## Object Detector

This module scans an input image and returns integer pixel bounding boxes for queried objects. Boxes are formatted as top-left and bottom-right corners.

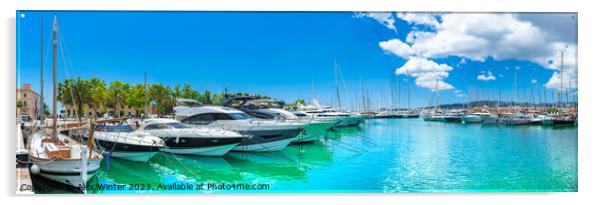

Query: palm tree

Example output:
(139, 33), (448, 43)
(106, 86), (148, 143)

(181, 83), (200, 99)
(127, 84), (146, 116)
(58, 77), (92, 120)
(57, 78), (75, 116)
(107, 81), (130, 117)
(89, 77), (108, 118)
(172, 84), (182, 108)
(16, 100), (24, 117)
(149, 83), (173, 115)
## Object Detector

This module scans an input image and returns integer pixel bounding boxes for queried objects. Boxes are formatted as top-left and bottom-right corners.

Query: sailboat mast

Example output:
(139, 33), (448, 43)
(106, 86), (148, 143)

(40, 16), (45, 124)
(334, 59), (341, 109)
(407, 77), (411, 110)
(144, 72), (148, 119)
(558, 50), (564, 108)
(52, 15), (58, 139)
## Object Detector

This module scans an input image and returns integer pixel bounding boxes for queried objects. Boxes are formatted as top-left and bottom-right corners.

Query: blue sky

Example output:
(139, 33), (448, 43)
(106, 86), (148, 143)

(16, 11), (577, 111)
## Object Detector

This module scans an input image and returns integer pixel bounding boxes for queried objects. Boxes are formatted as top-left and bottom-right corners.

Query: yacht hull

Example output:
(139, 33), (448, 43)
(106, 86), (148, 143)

(87, 137), (162, 162)
(232, 128), (302, 152)
(30, 157), (102, 188)
(461, 116), (483, 123)
(335, 116), (362, 127)
(160, 136), (244, 156)
(232, 137), (296, 152)
(109, 151), (160, 162)
(292, 120), (336, 143)
(162, 143), (239, 156)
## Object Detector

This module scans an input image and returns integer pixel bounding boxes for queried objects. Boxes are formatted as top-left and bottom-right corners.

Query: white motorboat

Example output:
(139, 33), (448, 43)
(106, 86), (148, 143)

(222, 96), (336, 143)
(87, 119), (165, 162)
(138, 118), (246, 156)
(175, 103), (303, 152)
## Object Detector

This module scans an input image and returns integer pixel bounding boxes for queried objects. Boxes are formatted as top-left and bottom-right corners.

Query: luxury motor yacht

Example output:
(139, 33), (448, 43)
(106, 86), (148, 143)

(222, 96), (337, 143)
(296, 100), (363, 127)
(498, 113), (531, 126)
(138, 118), (247, 156)
(175, 101), (304, 152)
(86, 118), (165, 162)
(461, 112), (499, 124)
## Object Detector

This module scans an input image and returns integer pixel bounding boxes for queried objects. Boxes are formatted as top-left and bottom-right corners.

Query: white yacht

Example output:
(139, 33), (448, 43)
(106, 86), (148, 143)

(461, 111), (499, 124)
(222, 96), (337, 143)
(297, 100), (362, 127)
(88, 119), (165, 162)
(175, 103), (304, 152)
(138, 118), (247, 156)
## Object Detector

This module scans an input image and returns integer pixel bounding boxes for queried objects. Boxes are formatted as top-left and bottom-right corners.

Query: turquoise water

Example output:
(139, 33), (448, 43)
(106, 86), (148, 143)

(36, 118), (578, 193)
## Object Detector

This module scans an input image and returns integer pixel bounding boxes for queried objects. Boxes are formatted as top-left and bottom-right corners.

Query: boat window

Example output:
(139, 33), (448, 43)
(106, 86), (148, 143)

(250, 112), (274, 119)
(182, 114), (214, 125)
(95, 124), (134, 132)
(144, 123), (168, 130)
(229, 113), (251, 120)
(214, 113), (235, 120)
(294, 113), (307, 117)
(165, 122), (188, 129)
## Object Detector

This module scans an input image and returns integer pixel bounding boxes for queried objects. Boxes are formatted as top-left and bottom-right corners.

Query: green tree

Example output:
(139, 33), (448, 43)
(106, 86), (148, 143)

(210, 92), (225, 105)
(127, 84), (146, 116)
(58, 77), (92, 120)
(201, 90), (212, 104)
(285, 99), (306, 110)
(149, 83), (173, 115)
(89, 77), (108, 117)
(181, 83), (200, 99)
(43, 102), (50, 116)
(107, 81), (130, 117)
(16, 100), (24, 117)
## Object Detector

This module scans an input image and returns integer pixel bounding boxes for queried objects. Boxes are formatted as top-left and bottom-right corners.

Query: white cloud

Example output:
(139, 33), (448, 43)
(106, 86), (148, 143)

(454, 89), (466, 97)
(531, 79), (538, 84)
(388, 13), (577, 91)
(395, 57), (454, 91)
(477, 71), (497, 81)
(379, 39), (413, 58)
(396, 13), (440, 28)
(354, 12), (397, 33)
(544, 71), (577, 90)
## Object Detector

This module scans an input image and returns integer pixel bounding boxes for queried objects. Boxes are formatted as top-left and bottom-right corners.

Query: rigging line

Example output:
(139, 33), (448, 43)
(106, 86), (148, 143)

(336, 62), (352, 110)
(57, 34), (78, 118)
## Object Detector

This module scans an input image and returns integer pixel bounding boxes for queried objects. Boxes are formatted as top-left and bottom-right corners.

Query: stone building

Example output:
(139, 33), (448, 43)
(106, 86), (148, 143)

(16, 84), (41, 120)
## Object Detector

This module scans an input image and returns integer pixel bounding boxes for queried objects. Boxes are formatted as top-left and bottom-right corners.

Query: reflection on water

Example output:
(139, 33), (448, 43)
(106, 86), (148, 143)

(76, 118), (576, 193)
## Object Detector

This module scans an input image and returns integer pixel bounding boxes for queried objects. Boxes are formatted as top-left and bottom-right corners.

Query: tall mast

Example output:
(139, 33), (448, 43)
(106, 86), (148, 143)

(334, 59), (341, 109)
(407, 77), (411, 110)
(434, 80), (440, 114)
(40, 16), (45, 124)
(144, 72), (148, 119)
(558, 50), (564, 108)
(52, 15), (58, 140)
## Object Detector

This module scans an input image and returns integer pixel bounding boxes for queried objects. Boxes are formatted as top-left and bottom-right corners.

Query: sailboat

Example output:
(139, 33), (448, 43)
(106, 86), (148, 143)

(28, 16), (103, 189)
(423, 80), (445, 122)
(541, 50), (577, 126)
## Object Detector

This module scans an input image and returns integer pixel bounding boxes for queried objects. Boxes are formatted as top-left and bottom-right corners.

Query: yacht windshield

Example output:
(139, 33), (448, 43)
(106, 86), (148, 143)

(95, 124), (134, 132)
(230, 113), (251, 120)
(165, 122), (188, 129)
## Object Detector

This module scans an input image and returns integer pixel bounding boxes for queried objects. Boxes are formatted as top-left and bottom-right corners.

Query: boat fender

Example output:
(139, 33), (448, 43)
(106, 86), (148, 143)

(30, 164), (40, 174)
(176, 137), (179, 144)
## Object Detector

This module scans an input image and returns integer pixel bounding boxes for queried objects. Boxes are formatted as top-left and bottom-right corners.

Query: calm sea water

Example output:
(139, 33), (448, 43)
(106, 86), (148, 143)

(34, 118), (578, 193)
